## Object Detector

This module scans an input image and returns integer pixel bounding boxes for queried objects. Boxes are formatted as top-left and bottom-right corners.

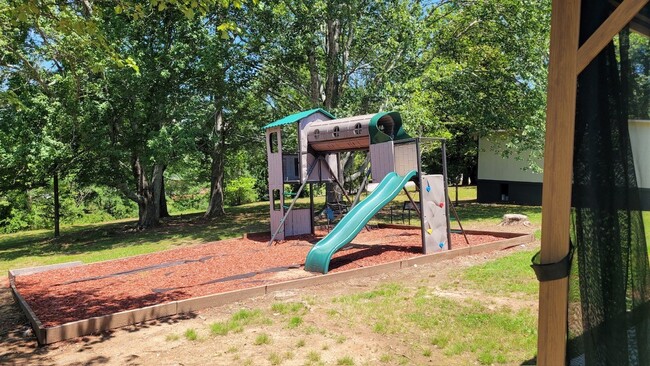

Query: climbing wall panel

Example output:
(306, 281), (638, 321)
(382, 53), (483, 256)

(420, 174), (448, 253)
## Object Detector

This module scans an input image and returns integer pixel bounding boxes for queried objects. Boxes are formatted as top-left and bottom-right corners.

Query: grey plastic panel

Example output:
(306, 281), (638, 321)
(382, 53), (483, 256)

(420, 174), (448, 253)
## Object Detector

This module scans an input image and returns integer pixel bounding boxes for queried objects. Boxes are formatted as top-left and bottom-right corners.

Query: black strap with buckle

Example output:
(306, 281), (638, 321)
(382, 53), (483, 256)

(530, 244), (574, 282)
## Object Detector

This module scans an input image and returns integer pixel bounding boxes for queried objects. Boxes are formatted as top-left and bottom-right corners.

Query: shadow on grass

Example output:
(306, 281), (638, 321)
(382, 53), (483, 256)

(368, 201), (542, 227)
(0, 201), (543, 269)
(0, 203), (270, 265)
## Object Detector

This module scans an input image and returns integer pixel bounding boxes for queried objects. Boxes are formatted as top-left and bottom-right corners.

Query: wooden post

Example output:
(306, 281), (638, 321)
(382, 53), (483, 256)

(537, 0), (581, 365)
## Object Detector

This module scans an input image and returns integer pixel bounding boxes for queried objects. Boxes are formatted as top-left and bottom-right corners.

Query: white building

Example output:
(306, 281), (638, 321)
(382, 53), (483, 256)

(477, 119), (650, 208)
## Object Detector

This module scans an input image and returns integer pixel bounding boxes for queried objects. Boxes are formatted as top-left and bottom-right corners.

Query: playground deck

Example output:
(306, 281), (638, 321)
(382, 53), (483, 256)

(9, 225), (533, 344)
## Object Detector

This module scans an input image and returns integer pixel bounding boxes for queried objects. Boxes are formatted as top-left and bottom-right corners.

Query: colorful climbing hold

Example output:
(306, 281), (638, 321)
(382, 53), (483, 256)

(439, 242), (444, 248)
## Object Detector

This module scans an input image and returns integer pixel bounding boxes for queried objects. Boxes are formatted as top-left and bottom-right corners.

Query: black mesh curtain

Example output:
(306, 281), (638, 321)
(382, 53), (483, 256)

(567, 1), (650, 365)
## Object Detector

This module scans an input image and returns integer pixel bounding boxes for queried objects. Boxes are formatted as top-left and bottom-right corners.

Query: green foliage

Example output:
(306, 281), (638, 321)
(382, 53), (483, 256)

(1, 0), (556, 232)
(288, 316), (303, 328)
(296, 339), (306, 348)
(210, 309), (265, 336)
(0, 182), (138, 234)
(395, 0), (551, 174)
(645, 212), (650, 244)
(165, 333), (180, 341)
(271, 302), (306, 314)
(268, 352), (282, 365)
(166, 179), (209, 213)
(336, 356), (355, 366)
(254, 333), (271, 345)
(625, 32), (650, 119)
(225, 176), (258, 206)
(306, 351), (321, 363)
(184, 328), (198, 340)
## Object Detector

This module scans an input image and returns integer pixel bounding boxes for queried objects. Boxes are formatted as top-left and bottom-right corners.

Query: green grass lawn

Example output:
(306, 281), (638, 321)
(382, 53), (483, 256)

(459, 250), (539, 296)
(2, 192), (646, 274)
(643, 211), (650, 244)
(0, 203), (270, 273)
(448, 184), (477, 202)
(327, 281), (537, 364)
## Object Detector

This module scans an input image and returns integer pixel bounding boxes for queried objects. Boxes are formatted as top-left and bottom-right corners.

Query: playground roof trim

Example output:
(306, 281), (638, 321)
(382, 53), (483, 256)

(263, 108), (335, 129)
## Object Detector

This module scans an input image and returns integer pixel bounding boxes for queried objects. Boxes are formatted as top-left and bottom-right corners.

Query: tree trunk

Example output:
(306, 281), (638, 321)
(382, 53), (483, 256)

(131, 154), (163, 229)
(138, 193), (158, 228)
(205, 108), (226, 218)
(151, 164), (165, 220)
(53, 169), (60, 238)
(324, 18), (341, 110)
(159, 167), (170, 218)
(467, 164), (478, 186)
(461, 173), (470, 186)
(307, 44), (321, 106)
(206, 152), (226, 217)
(340, 151), (355, 191)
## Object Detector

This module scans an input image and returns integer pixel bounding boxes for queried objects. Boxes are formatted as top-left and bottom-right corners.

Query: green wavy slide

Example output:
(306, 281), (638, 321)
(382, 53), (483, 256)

(304, 170), (417, 274)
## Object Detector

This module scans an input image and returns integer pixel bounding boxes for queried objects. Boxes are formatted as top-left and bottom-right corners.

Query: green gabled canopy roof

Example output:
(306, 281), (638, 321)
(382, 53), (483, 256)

(263, 108), (335, 129)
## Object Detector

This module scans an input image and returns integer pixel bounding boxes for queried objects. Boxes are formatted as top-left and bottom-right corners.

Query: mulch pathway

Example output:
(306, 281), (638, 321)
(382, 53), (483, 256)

(13, 227), (504, 327)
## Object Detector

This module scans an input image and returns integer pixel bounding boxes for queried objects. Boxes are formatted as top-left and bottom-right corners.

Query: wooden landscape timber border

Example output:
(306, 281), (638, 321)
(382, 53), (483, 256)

(9, 229), (533, 345)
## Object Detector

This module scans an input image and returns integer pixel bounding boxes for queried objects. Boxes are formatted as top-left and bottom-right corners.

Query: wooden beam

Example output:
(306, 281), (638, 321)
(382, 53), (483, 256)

(577, 0), (649, 73)
(538, 0), (581, 365)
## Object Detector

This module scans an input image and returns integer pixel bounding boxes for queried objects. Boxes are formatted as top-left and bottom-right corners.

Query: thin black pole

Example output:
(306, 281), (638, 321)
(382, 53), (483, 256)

(441, 141), (452, 249)
(323, 158), (352, 204)
(416, 138), (426, 253)
(403, 187), (420, 217)
(351, 160), (371, 208)
(309, 183), (314, 234)
(448, 198), (469, 245)
(53, 169), (60, 238)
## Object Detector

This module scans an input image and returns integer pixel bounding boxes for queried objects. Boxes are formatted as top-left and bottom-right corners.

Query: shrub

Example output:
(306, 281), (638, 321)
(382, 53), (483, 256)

(225, 176), (258, 206)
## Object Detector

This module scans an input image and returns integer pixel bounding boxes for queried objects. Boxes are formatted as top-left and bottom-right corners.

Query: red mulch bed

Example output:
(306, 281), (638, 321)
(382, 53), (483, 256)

(13, 227), (504, 327)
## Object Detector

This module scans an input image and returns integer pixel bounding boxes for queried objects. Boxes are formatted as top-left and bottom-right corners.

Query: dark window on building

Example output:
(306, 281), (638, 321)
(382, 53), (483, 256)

(333, 126), (340, 137)
(500, 183), (509, 202)
(272, 189), (281, 211)
(269, 132), (279, 153)
(314, 129), (320, 139)
(354, 123), (362, 135)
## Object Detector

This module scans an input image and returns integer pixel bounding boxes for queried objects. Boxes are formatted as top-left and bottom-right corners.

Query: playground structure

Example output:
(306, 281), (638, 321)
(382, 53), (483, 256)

(264, 109), (460, 273)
